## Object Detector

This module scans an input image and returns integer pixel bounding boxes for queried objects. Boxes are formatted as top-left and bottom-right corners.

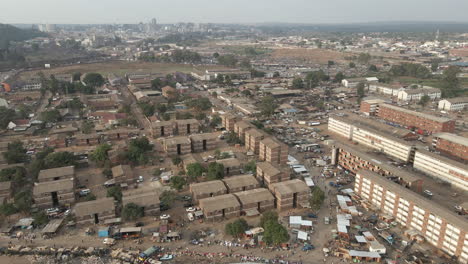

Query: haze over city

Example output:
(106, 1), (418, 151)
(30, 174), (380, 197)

(1, 1), (468, 264)
(2, 0), (468, 24)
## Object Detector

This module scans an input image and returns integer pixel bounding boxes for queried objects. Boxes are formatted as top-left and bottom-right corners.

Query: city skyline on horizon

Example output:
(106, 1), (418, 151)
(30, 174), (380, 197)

(2, 0), (468, 25)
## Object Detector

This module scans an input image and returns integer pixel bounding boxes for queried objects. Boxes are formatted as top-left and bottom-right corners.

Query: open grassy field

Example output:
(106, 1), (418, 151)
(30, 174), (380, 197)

(18, 61), (224, 79)
(270, 48), (348, 64)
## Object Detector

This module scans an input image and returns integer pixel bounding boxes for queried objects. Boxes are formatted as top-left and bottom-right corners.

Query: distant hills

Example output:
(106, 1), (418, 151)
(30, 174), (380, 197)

(0, 23), (45, 49)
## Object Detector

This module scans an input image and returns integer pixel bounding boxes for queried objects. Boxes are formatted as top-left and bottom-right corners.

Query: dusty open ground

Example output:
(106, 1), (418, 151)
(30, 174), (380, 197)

(270, 48), (348, 64)
(17, 61), (224, 79)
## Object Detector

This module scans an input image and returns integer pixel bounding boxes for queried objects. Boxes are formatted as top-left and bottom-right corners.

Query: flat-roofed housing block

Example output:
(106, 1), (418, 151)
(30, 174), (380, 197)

(199, 194), (241, 220)
(122, 191), (160, 216)
(33, 178), (75, 209)
(74, 197), (116, 225)
(190, 180), (227, 201)
(270, 179), (310, 211)
(259, 137), (288, 165)
(234, 188), (275, 214)
(190, 133), (218, 152)
(413, 149), (468, 191)
(256, 162), (290, 186)
(222, 174), (259, 193)
(354, 170), (468, 264)
(163, 136), (191, 156)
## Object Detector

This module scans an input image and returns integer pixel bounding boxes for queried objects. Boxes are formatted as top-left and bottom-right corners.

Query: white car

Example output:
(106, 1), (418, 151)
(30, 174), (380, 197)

(137, 176), (144, 183)
(187, 213), (194, 221)
(186, 207), (197, 212)
(160, 214), (171, 220)
(423, 190), (433, 197)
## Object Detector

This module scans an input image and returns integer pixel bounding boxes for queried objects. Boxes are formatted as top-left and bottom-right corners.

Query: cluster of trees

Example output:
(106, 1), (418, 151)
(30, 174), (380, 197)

(217, 54), (238, 67)
(151, 76), (177, 90)
(39, 109), (61, 123)
(225, 218), (249, 237)
(56, 97), (84, 110)
(139, 50), (202, 64)
(389, 63), (431, 79)
(82, 73), (105, 87)
(226, 131), (242, 145)
(170, 175), (187, 191)
(90, 143), (112, 167)
(3, 141), (28, 164)
(441, 66), (462, 97)
(259, 96), (278, 117)
(186, 98), (212, 111)
(124, 137), (153, 165)
(206, 162), (225, 180)
(38, 72), (96, 95)
(259, 211), (289, 245)
(186, 162), (205, 182)
(356, 82), (366, 104)
(309, 186), (325, 211)
(122, 203), (144, 221)
(0, 105), (33, 129)
(292, 70), (329, 89)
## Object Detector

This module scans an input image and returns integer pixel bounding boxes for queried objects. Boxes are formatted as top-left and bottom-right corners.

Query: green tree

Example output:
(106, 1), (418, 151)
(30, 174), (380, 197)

(259, 211), (278, 228)
(357, 82), (366, 104)
(107, 186), (122, 202)
(218, 54), (238, 67)
(210, 114), (222, 128)
(368, 64), (379, 72)
(441, 66), (461, 97)
(292, 77), (304, 89)
(349, 62), (356, 68)
(357, 53), (371, 64)
(172, 156), (182, 166)
(240, 58), (251, 69)
(90, 144), (111, 166)
(186, 98), (212, 111)
(138, 102), (155, 117)
(72, 72), (82, 82)
(259, 96), (278, 117)
(273, 72), (280, 78)
(170, 175), (187, 191)
(83, 73), (105, 87)
(309, 186), (325, 211)
(125, 137), (153, 165)
(14, 191), (32, 213)
(33, 211), (49, 226)
(243, 160), (256, 174)
(85, 193), (97, 201)
(3, 140), (27, 164)
(334, 72), (345, 83)
(160, 190), (176, 206)
(207, 162), (224, 180)
(263, 220), (289, 245)
(39, 109), (61, 123)
(0, 107), (17, 129)
(226, 131), (242, 145)
(225, 218), (249, 237)
(186, 163), (205, 182)
(431, 61), (439, 72)
(122, 203), (144, 221)
(0, 203), (18, 216)
(418, 95), (430, 107)
(43, 151), (76, 169)
(81, 120), (94, 134)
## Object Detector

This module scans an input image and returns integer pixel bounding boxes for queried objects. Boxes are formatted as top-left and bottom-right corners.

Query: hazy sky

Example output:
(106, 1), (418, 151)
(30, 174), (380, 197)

(2, 0), (468, 24)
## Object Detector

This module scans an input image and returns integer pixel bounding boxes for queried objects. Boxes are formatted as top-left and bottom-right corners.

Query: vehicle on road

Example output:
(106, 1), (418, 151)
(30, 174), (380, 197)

(79, 189), (91, 196)
(103, 238), (115, 245)
(137, 176), (144, 183)
(186, 207), (197, 212)
(138, 246), (161, 261)
(423, 190), (433, 198)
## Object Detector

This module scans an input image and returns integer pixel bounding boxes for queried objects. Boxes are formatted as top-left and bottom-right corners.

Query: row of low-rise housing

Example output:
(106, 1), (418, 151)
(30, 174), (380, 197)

(355, 170), (468, 264)
(360, 100), (455, 133)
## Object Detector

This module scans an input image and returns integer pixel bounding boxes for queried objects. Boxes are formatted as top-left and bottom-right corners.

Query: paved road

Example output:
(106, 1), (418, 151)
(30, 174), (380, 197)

(117, 85), (152, 135)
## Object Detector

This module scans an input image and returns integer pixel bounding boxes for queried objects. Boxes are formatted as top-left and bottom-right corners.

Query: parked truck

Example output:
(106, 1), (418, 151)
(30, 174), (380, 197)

(138, 246), (161, 261)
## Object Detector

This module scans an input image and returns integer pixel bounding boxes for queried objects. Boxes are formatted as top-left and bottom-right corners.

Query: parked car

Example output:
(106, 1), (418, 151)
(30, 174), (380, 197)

(160, 203), (170, 211)
(307, 213), (318, 218)
(302, 243), (315, 251)
(187, 213), (194, 221)
(160, 214), (170, 220)
(79, 189), (91, 197)
(423, 190), (433, 198)
(137, 176), (144, 183)
(104, 179), (116, 188)
(103, 238), (116, 245)
(186, 207), (197, 212)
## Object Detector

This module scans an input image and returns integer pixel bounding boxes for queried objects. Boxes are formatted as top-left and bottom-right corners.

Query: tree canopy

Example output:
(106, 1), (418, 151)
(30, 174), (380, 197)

(186, 163), (205, 181)
(90, 144), (111, 166)
(170, 175), (187, 191)
(389, 63), (431, 79)
(309, 186), (325, 211)
(83, 73), (105, 87)
(125, 137), (153, 165)
(206, 162), (224, 180)
(3, 140), (27, 164)
(225, 218), (249, 238)
(122, 203), (144, 221)
(217, 54), (238, 67)
(107, 186), (122, 202)
(259, 96), (278, 117)
(43, 151), (77, 169)
(39, 109), (61, 123)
